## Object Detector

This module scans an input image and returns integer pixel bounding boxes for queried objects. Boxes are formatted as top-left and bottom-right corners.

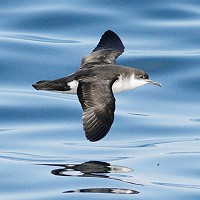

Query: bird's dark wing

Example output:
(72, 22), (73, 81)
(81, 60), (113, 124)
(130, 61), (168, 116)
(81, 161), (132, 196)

(81, 30), (125, 67)
(93, 30), (125, 53)
(77, 78), (116, 142)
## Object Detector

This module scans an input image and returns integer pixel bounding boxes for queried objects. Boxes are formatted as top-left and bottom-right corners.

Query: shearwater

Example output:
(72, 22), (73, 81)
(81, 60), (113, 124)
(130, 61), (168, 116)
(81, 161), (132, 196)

(32, 30), (161, 142)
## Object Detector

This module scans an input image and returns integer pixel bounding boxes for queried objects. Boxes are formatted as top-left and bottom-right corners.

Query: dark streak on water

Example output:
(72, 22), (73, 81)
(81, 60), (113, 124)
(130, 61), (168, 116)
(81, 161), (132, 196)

(1, 1), (200, 200)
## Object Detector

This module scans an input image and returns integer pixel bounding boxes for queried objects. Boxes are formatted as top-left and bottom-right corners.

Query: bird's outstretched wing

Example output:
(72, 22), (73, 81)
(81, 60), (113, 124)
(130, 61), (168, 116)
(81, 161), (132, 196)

(81, 30), (125, 66)
(93, 30), (125, 53)
(77, 77), (116, 142)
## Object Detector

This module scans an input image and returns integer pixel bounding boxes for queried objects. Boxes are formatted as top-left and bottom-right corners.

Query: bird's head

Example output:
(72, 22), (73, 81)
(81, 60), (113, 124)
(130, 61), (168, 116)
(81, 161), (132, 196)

(133, 69), (161, 88)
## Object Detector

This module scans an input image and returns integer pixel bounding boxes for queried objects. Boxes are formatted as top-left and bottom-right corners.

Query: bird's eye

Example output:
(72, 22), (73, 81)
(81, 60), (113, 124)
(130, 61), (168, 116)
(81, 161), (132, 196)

(139, 75), (144, 79)
(139, 74), (149, 79)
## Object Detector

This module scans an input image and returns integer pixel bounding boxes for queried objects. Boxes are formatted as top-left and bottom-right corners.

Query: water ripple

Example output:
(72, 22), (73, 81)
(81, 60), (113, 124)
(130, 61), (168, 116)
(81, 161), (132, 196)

(0, 32), (80, 44)
(152, 182), (200, 190)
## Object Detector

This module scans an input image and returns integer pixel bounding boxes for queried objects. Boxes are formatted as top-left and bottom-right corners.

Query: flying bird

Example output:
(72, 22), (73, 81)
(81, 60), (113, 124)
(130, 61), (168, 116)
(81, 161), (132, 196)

(32, 30), (161, 142)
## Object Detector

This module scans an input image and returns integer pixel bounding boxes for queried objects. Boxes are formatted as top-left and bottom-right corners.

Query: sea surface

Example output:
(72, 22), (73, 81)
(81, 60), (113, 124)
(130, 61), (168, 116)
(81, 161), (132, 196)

(1, 1), (200, 199)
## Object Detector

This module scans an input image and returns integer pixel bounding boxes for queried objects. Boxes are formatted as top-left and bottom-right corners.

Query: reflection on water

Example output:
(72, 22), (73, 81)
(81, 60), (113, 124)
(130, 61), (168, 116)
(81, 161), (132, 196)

(43, 161), (141, 194)
(64, 188), (139, 194)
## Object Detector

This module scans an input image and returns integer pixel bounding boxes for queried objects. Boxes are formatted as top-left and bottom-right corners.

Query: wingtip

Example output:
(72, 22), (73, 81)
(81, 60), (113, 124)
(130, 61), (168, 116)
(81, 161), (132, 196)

(105, 29), (116, 34)
(85, 125), (111, 142)
(86, 134), (104, 142)
(93, 29), (125, 53)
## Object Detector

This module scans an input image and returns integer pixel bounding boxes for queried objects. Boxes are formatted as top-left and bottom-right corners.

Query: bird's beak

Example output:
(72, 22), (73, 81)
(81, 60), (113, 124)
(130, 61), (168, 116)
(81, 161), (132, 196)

(147, 80), (161, 87)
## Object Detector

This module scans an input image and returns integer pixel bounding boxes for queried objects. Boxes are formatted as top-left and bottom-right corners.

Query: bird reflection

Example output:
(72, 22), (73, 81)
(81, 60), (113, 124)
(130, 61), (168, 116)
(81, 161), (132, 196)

(42, 161), (142, 194)
(64, 188), (139, 194)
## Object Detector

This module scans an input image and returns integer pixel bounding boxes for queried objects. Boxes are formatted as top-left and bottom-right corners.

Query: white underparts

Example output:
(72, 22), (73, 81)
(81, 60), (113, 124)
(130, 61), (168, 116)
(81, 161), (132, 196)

(63, 74), (147, 94)
(112, 74), (147, 93)
(65, 80), (79, 94)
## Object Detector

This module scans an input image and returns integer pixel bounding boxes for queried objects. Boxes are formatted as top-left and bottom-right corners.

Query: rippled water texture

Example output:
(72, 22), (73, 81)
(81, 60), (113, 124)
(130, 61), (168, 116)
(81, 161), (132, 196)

(1, 1), (200, 199)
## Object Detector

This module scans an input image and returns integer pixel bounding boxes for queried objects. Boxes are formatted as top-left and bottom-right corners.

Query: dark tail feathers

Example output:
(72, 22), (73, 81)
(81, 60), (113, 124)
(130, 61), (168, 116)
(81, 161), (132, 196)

(32, 79), (70, 91)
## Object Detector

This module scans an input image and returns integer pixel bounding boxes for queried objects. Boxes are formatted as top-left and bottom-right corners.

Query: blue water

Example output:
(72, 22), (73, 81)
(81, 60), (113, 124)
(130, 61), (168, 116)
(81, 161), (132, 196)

(1, 1), (200, 199)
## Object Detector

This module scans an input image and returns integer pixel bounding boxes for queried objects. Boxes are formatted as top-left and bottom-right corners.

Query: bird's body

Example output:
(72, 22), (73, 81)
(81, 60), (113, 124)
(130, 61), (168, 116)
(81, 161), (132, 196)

(47, 65), (148, 94)
(33, 30), (161, 142)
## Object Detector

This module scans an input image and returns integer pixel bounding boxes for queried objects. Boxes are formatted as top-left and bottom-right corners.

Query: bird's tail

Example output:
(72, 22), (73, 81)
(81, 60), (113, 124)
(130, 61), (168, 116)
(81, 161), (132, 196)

(32, 78), (71, 92)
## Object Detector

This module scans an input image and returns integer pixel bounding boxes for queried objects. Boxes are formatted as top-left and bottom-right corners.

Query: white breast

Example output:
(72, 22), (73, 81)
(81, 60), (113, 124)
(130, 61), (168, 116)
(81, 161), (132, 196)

(112, 74), (147, 93)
